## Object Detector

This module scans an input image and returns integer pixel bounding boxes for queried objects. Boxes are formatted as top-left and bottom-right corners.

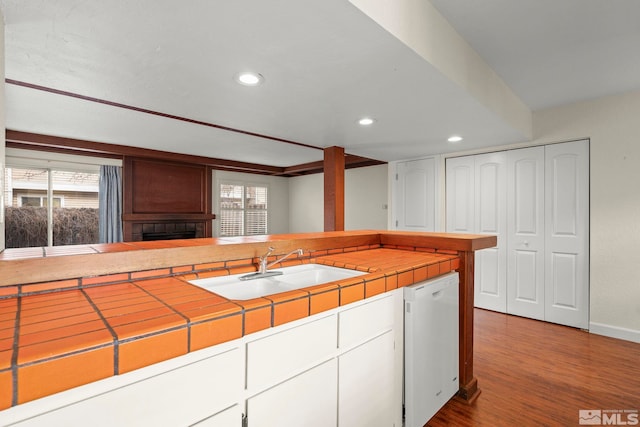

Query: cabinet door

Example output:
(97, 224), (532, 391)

(474, 152), (507, 312)
(338, 331), (395, 427)
(507, 147), (545, 320)
(192, 405), (242, 426)
(247, 359), (337, 427)
(544, 140), (589, 329)
(395, 158), (437, 231)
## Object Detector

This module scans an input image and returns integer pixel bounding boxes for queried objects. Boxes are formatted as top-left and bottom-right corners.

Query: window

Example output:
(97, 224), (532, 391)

(219, 183), (268, 236)
(19, 195), (63, 207)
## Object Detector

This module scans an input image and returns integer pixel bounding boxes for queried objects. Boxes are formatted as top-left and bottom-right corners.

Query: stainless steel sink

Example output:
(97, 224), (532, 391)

(189, 263), (365, 300)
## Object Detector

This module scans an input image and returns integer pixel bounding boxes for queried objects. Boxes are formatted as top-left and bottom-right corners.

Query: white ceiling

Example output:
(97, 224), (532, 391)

(429, 0), (640, 111)
(2, 0), (639, 168)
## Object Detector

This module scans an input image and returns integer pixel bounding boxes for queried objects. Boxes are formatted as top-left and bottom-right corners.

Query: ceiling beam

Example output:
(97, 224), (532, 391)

(5, 130), (385, 177)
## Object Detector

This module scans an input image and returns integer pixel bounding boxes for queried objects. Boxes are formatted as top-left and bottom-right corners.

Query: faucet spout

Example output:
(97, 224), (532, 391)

(241, 248), (305, 281)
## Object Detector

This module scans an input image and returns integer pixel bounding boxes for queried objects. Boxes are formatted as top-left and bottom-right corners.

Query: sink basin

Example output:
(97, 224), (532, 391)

(189, 264), (366, 300)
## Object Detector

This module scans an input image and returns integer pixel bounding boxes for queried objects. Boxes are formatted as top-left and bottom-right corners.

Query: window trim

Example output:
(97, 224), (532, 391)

(4, 160), (102, 248)
(216, 180), (269, 237)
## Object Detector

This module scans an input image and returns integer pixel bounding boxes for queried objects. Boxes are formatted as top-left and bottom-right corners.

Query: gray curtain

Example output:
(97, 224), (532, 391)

(99, 165), (123, 243)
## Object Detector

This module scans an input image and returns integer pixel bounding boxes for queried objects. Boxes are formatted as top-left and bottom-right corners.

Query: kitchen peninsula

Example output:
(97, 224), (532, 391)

(0, 230), (495, 423)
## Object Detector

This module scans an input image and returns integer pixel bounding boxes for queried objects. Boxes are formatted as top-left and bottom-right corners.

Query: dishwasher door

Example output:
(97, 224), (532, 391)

(404, 272), (459, 427)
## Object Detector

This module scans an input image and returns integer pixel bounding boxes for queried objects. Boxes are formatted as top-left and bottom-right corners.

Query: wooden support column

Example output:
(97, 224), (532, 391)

(323, 146), (345, 231)
(456, 250), (481, 403)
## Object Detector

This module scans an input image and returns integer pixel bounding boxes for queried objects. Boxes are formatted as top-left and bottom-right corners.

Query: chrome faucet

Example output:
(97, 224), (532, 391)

(240, 247), (304, 281)
(260, 247), (304, 273)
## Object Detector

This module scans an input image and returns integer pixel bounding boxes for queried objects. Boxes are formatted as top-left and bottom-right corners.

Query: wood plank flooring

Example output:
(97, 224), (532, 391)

(427, 309), (640, 426)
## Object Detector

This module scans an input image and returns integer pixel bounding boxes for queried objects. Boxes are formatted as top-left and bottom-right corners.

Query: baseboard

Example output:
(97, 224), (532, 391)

(589, 322), (640, 344)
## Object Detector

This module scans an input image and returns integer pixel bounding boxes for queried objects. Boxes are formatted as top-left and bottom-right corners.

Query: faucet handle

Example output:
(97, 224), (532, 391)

(260, 247), (275, 261)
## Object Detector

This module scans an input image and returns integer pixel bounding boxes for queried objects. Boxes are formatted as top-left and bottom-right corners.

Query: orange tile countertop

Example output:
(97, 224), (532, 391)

(0, 231), (496, 410)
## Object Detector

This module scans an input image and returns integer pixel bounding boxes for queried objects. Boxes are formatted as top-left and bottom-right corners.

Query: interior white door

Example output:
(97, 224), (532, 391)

(445, 156), (475, 234)
(544, 140), (589, 329)
(507, 147), (545, 320)
(474, 152), (508, 312)
(396, 158), (436, 231)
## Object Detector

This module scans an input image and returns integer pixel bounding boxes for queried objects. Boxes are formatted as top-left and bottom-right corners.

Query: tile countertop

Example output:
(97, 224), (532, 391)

(0, 231), (496, 410)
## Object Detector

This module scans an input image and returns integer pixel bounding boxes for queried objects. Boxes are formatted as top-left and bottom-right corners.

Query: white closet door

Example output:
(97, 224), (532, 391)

(446, 156), (475, 233)
(544, 140), (589, 329)
(507, 147), (545, 320)
(396, 158), (436, 231)
(474, 152), (507, 312)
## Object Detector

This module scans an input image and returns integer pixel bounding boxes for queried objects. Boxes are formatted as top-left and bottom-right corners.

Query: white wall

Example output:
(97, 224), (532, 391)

(288, 173), (323, 233)
(212, 170), (290, 236)
(288, 164), (389, 233)
(533, 90), (640, 341)
(345, 164), (388, 230)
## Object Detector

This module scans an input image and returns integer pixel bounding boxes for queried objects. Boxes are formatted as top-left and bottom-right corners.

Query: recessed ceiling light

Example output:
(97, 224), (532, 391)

(236, 72), (264, 86)
(358, 117), (375, 126)
(448, 135), (463, 143)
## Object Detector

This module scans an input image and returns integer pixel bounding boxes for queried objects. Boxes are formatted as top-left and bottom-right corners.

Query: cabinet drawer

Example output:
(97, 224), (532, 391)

(338, 294), (394, 349)
(246, 314), (337, 391)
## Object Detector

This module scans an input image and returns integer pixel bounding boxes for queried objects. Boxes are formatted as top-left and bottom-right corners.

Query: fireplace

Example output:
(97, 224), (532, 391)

(122, 157), (215, 241)
(131, 221), (205, 242)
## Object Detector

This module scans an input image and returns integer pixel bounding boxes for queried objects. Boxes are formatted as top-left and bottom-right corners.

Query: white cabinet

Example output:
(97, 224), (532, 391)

(244, 314), (339, 427)
(338, 331), (395, 427)
(3, 343), (243, 427)
(337, 294), (399, 427)
(394, 157), (440, 231)
(244, 290), (403, 427)
(245, 314), (337, 391)
(247, 359), (338, 427)
(2, 291), (405, 427)
(445, 140), (589, 329)
(404, 272), (459, 427)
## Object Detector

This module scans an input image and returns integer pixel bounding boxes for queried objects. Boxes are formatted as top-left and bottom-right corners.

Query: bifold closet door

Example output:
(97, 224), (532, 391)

(544, 140), (589, 329)
(445, 156), (474, 234)
(446, 154), (507, 312)
(474, 153), (507, 313)
(507, 147), (545, 321)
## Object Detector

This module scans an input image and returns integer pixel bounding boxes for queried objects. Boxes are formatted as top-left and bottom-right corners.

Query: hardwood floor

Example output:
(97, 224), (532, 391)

(427, 309), (640, 426)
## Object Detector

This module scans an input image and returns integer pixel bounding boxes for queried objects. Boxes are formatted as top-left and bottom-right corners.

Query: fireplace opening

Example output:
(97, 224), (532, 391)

(142, 230), (197, 241)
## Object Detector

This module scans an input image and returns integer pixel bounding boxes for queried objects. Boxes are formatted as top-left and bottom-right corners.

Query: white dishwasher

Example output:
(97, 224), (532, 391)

(404, 271), (459, 427)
